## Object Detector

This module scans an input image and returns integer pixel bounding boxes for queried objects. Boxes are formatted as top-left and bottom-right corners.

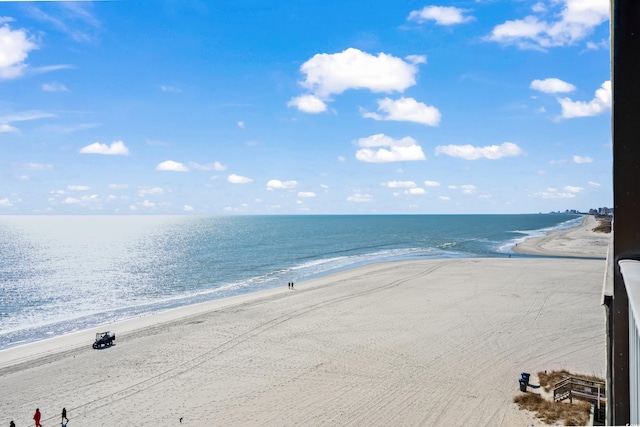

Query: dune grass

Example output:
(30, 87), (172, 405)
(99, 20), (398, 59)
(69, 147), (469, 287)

(514, 392), (591, 426)
(537, 369), (604, 393)
(592, 216), (612, 233)
(513, 370), (604, 426)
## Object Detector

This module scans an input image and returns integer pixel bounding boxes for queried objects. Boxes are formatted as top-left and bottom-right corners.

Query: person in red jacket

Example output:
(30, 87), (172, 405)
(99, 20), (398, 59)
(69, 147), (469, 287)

(33, 408), (42, 427)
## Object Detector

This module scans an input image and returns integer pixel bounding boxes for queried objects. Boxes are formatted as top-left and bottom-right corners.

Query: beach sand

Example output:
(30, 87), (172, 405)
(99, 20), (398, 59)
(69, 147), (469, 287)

(513, 215), (610, 259)
(0, 221), (608, 426)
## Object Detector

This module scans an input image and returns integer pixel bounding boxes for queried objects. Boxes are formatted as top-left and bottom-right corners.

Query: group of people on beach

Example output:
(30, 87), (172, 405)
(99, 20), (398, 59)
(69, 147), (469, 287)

(10, 407), (68, 427)
(288, 281), (294, 289)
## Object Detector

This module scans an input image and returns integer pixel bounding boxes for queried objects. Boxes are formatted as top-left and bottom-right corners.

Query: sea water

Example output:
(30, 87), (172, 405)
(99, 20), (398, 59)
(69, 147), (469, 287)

(0, 214), (581, 350)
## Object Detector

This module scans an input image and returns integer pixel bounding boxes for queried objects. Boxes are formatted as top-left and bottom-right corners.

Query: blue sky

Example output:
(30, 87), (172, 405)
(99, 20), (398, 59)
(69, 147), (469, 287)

(0, 0), (611, 214)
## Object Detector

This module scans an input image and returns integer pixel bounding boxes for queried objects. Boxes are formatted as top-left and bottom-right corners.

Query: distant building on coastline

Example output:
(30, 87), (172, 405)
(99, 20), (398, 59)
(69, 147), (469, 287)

(589, 207), (613, 216)
(543, 208), (612, 215)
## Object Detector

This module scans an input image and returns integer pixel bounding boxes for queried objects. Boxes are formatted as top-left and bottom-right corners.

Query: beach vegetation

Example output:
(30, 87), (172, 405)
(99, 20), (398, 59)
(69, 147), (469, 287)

(513, 392), (591, 426)
(592, 216), (612, 233)
(537, 369), (604, 393)
(513, 370), (605, 425)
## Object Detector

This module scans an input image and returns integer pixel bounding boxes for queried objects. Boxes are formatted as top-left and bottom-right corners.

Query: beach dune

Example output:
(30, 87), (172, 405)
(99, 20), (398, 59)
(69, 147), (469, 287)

(1, 254), (606, 426)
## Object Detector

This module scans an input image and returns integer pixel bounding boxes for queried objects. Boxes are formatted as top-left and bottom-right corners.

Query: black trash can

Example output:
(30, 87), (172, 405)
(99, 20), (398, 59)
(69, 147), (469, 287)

(519, 379), (527, 392)
(521, 372), (530, 385)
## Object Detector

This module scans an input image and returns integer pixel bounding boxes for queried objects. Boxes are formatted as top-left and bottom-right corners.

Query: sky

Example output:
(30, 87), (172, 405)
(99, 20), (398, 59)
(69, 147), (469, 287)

(0, 0), (611, 215)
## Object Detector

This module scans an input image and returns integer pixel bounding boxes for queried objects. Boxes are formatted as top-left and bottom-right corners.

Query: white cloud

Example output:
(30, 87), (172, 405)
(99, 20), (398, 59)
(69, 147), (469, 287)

(139, 200), (156, 208)
(439, 196), (450, 201)
(64, 197), (80, 205)
(160, 85), (182, 93)
(405, 54), (427, 65)
(287, 94), (328, 113)
(0, 23), (38, 79)
(382, 181), (417, 188)
(572, 155), (593, 164)
(558, 80), (611, 118)
(530, 78), (576, 93)
(347, 192), (372, 202)
(355, 134), (426, 163)
(424, 180), (441, 187)
(183, 205), (194, 212)
(405, 188), (426, 195)
(190, 161), (227, 171)
(549, 159), (567, 165)
(407, 6), (473, 25)
(30, 64), (74, 76)
(108, 184), (129, 190)
(156, 160), (188, 172)
(0, 124), (17, 132)
(23, 163), (53, 170)
(0, 198), (14, 207)
(532, 2), (547, 13)
(534, 188), (577, 199)
(298, 191), (316, 198)
(67, 185), (90, 191)
(361, 97), (441, 126)
(564, 185), (584, 193)
(80, 140), (129, 155)
(42, 82), (68, 92)
(486, 0), (609, 49)
(0, 110), (55, 132)
(227, 174), (253, 184)
(138, 187), (164, 196)
(64, 194), (100, 205)
(266, 179), (298, 190)
(237, 121), (245, 128)
(435, 142), (524, 160)
(298, 48), (420, 99)
(28, 2), (101, 43)
(460, 185), (477, 194)
(586, 39), (608, 50)
(588, 181), (601, 187)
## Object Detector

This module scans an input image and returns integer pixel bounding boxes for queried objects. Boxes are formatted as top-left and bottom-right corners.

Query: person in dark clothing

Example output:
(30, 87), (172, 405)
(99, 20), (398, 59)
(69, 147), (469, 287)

(62, 407), (68, 424)
(10, 421), (15, 427)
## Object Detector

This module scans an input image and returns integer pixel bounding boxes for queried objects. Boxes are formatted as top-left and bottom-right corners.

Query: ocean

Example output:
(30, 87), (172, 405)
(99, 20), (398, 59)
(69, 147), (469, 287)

(0, 214), (582, 350)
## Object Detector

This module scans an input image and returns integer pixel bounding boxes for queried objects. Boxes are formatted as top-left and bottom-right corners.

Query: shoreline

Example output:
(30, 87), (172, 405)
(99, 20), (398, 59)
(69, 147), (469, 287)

(513, 214), (610, 259)
(0, 213), (590, 353)
(0, 215), (610, 426)
(1, 255), (606, 426)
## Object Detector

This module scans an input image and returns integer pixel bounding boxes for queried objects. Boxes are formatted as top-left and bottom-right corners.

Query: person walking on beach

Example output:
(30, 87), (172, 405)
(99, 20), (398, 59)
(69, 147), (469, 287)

(61, 407), (68, 425)
(10, 421), (15, 427)
(33, 408), (42, 427)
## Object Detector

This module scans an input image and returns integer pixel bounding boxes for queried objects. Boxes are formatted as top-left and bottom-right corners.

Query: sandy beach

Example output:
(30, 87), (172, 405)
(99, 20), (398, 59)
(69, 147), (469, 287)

(513, 215), (610, 259)
(0, 219), (609, 426)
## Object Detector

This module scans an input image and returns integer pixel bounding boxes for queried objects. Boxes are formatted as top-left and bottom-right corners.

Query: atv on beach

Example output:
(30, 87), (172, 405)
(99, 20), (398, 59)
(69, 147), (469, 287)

(93, 331), (115, 349)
